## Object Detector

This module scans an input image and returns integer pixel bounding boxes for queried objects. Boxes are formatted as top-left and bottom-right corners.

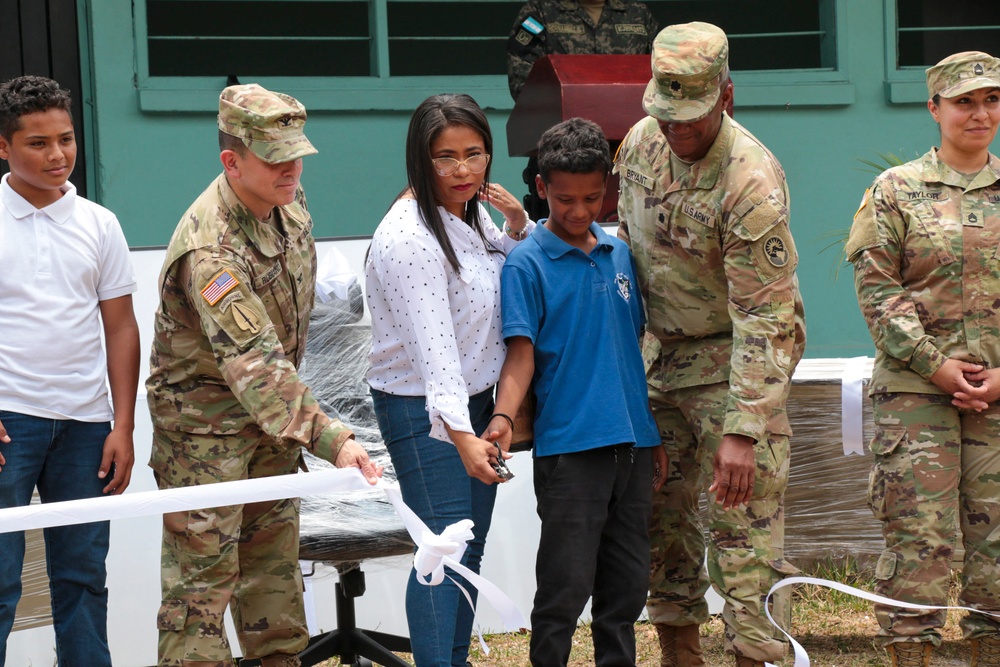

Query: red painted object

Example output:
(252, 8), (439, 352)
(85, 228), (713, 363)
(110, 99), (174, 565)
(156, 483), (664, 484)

(506, 54), (651, 224)
(507, 54), (651, 158)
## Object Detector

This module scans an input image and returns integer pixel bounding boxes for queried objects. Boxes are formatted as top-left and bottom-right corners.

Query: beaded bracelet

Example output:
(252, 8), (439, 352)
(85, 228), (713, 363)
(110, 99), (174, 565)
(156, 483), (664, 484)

(503, 219), (529, 241)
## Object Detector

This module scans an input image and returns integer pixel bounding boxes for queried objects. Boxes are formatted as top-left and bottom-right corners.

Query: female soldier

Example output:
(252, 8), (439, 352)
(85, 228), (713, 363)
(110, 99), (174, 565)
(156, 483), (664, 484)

(847, 51), (1000, 667)
(365, 93), (531, 667)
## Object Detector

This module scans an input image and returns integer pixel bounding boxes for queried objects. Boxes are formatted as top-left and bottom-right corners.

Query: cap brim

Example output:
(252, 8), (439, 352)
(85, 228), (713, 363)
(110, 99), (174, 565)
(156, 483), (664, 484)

(938, 76), (1000, 98)
(642, 79), (720, 123)
(246, 134), (318, 164)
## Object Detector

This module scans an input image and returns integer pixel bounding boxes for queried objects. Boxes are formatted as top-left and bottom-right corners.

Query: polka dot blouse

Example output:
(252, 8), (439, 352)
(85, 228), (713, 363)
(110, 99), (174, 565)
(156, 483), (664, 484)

(366, 197), (529, 443)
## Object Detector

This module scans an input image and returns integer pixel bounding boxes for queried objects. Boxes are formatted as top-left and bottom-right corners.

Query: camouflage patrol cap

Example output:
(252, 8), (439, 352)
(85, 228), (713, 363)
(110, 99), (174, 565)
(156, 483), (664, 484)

(643, 22), (729, 123)
(218, 84), (318, 164)
(926, 51), (1000, 99)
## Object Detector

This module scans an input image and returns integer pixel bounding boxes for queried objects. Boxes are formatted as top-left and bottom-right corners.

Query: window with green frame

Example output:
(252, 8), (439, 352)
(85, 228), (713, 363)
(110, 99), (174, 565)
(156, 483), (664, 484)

(885, 0), (999, 103)
(144, 0), (518, 79)
(146, 1), (374, 77)
(137, 0), (853, 111)
(646, 0), (837, 72)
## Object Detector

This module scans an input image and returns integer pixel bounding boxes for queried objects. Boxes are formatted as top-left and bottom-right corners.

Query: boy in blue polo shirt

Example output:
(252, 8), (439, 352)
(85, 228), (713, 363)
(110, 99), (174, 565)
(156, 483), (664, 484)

(494, 117), (665, 667)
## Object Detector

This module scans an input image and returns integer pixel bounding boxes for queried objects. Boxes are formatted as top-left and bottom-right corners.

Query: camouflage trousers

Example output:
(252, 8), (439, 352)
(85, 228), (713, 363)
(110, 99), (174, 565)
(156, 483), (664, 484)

(647, 382), (795, 663)
(150, 428), (307, 666)
(869, 392), (1000, 647)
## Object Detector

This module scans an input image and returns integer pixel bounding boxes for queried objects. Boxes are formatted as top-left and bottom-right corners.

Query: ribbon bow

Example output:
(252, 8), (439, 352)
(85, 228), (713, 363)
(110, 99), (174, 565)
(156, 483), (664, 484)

(413, 519), (474, 586)
(379, 482), (527, 653)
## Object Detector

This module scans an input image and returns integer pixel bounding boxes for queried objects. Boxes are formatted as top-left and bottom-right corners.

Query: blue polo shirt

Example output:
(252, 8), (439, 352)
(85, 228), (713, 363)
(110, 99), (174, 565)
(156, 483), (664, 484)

(501, 222), (659, 457)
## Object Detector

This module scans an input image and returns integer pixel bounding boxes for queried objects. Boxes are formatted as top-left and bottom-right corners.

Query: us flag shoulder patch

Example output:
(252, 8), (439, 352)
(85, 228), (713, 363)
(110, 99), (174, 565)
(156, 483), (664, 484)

(201, 269), (240, 306)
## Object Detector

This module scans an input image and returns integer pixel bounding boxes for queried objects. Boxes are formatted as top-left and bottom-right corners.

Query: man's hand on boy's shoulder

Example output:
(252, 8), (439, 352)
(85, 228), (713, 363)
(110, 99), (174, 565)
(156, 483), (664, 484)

(99, 427), (134, 495)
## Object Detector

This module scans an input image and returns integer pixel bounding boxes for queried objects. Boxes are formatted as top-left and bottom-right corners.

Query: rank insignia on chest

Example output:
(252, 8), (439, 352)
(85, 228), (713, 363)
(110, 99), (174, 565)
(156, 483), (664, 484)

(201, 269), (240, 306)
(964, 208), (984, 227)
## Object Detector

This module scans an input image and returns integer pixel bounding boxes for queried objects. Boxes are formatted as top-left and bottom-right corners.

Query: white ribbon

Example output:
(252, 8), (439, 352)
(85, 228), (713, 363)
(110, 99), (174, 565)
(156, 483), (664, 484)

(378, 483), (529, 654)
(413, 520), (473, 586)
(763, 575), (1000, 667)
(0, 468), (375, 533)
(0, 467), (528, 653)
(841, 356), (871, 455)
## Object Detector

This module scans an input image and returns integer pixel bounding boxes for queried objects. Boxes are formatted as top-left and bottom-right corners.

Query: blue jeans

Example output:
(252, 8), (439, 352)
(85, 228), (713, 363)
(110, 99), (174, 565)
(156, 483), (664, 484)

(372, 389), (498, 667)
(0, 411), (112, 667)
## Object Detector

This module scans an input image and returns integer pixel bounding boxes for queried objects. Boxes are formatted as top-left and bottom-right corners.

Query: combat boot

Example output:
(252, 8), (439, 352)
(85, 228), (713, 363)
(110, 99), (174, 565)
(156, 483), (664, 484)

(734, 657), (765, 667)
(654, 623), (704, 667)
(885, 641), (932, 667)
(971, 636), (1000, 667)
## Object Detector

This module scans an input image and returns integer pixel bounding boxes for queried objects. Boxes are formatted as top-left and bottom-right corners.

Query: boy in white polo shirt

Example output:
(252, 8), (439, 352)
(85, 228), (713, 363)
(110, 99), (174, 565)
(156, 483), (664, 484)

(0, 75), (139, 667)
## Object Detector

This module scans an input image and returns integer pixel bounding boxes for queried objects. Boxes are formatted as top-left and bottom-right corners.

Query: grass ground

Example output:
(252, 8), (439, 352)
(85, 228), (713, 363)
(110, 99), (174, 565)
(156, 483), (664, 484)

(319, 559), (971, 666)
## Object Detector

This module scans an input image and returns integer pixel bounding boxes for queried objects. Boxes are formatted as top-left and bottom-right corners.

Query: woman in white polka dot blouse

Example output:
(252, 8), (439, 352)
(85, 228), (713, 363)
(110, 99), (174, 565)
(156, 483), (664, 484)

(365, 93), (533, 667)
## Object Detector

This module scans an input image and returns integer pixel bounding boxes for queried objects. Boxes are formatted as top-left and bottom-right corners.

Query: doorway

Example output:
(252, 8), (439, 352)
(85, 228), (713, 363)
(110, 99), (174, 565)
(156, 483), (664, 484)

(0, 0), (89, 198)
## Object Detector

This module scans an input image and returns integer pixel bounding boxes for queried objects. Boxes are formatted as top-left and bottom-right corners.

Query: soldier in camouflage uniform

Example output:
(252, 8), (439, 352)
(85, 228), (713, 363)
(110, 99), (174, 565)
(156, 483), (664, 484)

(615, 23), (806, 667)
(506, 0), (657, 100)
(846, 52), (1000, 667)
(146, 84), (381, 667)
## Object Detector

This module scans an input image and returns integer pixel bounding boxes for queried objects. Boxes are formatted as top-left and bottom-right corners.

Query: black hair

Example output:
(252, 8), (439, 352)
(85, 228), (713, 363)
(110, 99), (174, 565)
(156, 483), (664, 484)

(536, 117), (611, 184)
(219, 129), (248, 156)
(0, 75), (73, 140)
(404, 94), (501, 273)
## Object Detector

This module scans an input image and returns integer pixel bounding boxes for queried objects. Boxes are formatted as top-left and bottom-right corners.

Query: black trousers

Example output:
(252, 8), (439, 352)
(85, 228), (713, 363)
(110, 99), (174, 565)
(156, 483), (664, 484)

(529, 445), (654, 667)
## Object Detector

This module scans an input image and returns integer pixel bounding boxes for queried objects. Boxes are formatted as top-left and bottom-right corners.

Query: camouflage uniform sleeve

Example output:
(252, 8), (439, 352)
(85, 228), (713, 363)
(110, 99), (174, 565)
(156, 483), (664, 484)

(507, 0), (548, 99)
(847, 181), (946, 379)
(723, 179), (801, 441)
(614, 123), (641, 251)
(181, 252), (353, 463)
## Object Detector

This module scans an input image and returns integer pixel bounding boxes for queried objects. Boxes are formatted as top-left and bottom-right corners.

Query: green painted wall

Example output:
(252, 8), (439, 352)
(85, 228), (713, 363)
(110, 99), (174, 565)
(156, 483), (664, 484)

(84, 0), (994, 358)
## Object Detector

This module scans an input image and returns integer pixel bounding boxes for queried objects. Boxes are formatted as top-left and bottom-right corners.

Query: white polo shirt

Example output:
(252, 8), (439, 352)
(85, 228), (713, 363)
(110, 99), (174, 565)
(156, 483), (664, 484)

(0, 174), (136, 421)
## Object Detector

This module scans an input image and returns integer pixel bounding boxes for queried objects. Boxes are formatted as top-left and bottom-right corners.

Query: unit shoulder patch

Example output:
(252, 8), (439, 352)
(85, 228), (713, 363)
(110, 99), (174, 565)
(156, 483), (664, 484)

(845, 186), (880, 260)
(231, 302), (262, 334)
(763, 235), (790, 267)
(748, 221), (796, 283)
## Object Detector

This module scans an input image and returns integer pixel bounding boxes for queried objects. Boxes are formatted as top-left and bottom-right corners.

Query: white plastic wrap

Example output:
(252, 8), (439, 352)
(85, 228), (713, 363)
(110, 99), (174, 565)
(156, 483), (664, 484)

(297, 300), (413, 565)
(783, 358), (883, 564)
